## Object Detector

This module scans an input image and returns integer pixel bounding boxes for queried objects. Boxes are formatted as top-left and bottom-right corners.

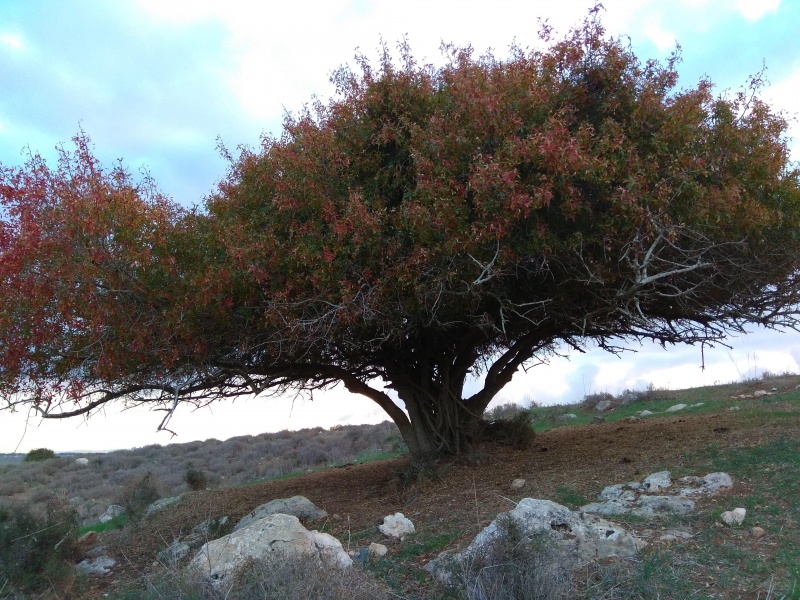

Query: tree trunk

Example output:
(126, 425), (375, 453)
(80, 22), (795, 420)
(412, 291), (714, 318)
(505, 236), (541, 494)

(395, 387), (484, 459)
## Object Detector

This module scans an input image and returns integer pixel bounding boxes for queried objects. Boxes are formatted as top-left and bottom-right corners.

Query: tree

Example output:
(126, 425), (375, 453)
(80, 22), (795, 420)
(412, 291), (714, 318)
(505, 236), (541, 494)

(2, 16), (799, 459)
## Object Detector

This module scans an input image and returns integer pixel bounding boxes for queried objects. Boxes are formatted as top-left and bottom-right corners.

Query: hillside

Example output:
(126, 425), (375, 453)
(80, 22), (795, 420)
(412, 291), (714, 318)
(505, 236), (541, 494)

(2, 374), (800, 598)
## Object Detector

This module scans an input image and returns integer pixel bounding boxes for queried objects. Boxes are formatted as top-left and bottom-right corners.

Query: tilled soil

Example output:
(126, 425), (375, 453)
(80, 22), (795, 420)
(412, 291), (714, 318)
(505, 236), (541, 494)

(103, 406), (800, 587)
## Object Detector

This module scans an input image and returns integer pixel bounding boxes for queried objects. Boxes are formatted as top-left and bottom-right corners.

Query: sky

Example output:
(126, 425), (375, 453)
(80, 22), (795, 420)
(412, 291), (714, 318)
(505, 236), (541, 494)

(1, 0), (799, 453)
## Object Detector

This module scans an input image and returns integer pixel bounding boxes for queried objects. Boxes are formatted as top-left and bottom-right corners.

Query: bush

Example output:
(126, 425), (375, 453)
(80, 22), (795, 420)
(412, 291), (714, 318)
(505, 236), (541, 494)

(23, 448), (56, 462)
(581, 392), (615, 411)
(122, 471), (164, 519)
(119, 556), (393, 599)
(184, 466), (208, 491)
(0, 499), (78, 594)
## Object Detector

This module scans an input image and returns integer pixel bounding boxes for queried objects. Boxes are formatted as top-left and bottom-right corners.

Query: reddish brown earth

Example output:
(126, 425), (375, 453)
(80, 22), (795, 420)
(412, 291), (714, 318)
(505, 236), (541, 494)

(98, 397), (799, 594)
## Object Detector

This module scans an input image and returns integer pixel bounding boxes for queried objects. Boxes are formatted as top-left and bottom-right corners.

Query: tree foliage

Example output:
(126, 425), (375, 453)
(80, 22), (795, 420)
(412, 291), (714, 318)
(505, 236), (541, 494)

(2, 14), (798, 458)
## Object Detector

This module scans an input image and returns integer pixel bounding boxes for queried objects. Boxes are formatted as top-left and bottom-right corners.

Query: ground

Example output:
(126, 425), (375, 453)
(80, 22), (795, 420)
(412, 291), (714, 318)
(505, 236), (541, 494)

(92, 377), (800, 598)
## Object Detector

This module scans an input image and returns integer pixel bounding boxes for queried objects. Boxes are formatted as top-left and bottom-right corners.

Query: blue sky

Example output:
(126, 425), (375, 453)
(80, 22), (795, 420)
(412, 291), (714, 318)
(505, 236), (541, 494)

(1, 0), (799, 452)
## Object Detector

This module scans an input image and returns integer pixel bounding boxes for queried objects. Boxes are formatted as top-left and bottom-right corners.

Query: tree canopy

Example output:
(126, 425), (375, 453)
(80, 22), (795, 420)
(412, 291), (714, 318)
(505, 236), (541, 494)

(2, 16), (799, 458)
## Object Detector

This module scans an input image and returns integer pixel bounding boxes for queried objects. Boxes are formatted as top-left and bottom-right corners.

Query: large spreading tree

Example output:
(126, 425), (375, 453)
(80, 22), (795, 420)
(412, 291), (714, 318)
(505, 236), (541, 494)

(2, 17), (799, 458)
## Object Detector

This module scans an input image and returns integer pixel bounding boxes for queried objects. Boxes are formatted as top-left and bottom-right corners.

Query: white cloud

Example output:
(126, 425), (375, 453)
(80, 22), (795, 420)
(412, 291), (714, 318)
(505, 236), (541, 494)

(737, 0), (781, 21)
(0, 33), (24, 51)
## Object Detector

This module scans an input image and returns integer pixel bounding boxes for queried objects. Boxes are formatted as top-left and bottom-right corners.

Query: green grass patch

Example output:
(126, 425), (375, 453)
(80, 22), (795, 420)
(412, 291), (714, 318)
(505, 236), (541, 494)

(78, 512), (129, 536)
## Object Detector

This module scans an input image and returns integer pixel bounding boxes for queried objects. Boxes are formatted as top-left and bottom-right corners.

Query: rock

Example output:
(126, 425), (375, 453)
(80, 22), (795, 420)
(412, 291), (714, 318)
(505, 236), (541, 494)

(193, 515), (230, 537)
(510, 478), (526, 490)
(368, 542), (388, 557)
(144, 495), (183, 518)
(557, 413), (577, 422)
(75, 556), (116, 576)
(595, 400), (614, 412)
(689, 403), (704, 408)
(665, 403), (687, 413)
(190, 514), (351, 589)
(700, 472), (733, 493)
(753, 390), (769, 397)
(233, 496), (327, 532)
(624, 416), (641, 423)
(580, 500), (632, 516)
(728, 406), (740, 411)
(425, 498), (645, 583)
(721, 508), (746, 526)
(591, 416), (606, 424)
(75, 457), (89, 466)
(659, 529), (693, 541)
(634, 495), (695, 517)
(639, 410), (654, 417)
(157, 541), (191, 565)
(77, 531), (98, 546)
(770, 387), (778, 393)
(751, 526), (765, 538)
(379, 513), (415, 541)
(350, 548), (369, 564)
(641, 471), (671, 492)
(99, 505), (124, 523)
(598, 484), (636, 502)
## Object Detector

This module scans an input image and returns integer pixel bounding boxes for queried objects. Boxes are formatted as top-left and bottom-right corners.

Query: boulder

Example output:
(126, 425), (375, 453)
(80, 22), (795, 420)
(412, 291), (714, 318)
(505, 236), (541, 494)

(75, 556), (115, 576)
(379, 512), (415, 541)
(753, 390), (770, 397)
(557, 413), (578, 422)
(157, 541), (191, 565)
(233, 496), (327, 532)
(99, 504), (124, 523)
(595, 400), (614, 412)
(144, 495), (183, 518)
(635, 495), (695, 517)
(665, 403), (687, 413)
(641, 471), (671, 492)
(639, 410), (654, 417)
(425, 498), (645, 583)
(75, 457), (90, 466)
(190, 514), (351, 589)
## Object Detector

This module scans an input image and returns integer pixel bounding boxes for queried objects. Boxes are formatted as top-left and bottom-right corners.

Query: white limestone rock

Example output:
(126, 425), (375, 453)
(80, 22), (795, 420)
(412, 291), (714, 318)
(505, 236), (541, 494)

(379, 513), (415, 541)
(234, 496), (327, 532)
(190, 514), (351, 589)
(425, 498), (645, 583)
(665, 404), (687, 413)
(721, 507), (746, 526)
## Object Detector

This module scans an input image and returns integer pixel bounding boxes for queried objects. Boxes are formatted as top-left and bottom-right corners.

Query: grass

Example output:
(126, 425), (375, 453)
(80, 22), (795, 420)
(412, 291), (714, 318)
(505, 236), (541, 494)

(78, 512), (129, 536)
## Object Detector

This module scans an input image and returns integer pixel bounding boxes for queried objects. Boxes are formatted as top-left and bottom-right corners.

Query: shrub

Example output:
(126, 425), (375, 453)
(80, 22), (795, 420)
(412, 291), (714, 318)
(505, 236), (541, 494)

(23, 448), (56, 462)
(122, 471), (164, 519)
(184, 466), (208, 491)
(124, 556), (393, 599)
(0, 499), (78, 594)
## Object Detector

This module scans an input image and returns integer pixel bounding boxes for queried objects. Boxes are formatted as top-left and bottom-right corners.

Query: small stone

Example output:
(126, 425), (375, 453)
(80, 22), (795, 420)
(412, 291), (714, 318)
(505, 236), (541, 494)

(368, 542), (388, 557)
(624, 416), (640, 423)
(753, 390), (769, 397)
(689, 403), (704, 408)
(665, 403), (687, 413)
(78, 531), (98, 546)
(728, 406), (740, 411)
(721, 507), (746, 526)
(510, 478), (526, 490)
(751, 526), (765, 538)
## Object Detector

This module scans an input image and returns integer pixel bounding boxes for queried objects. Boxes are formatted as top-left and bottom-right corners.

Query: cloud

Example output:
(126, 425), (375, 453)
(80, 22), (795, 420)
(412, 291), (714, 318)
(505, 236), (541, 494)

(737, 0), (781, 21)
